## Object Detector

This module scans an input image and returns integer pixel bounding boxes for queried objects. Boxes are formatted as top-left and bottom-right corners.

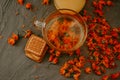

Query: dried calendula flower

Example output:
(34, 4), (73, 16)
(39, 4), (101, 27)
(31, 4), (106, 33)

(111, 72), (120, 79)
(17, 0), (24, 5)
(73, 65), (81, 73)
(8, 33), (19, 45)
(42, 0), (49, 5)
(8, 38), (16, 46)
(12, 33), (19, 41)
(64, 72), (71, 78)
(52, 57), (58, 64)
(117, 54), (120, 60)
(85, 67), (92, 74)
(55, 51), (61, 57)
(24, 30), (32, 38)
(106, 0), (113, 6)
(48, 55), (54, 62)
(26, 3), (32, 9)
(75, 48), (81, 56)
(60, 68), (66, 75)
(73, 73), (81, 80)
(95, 70), (102, 76)
(101, 75), (109, 80)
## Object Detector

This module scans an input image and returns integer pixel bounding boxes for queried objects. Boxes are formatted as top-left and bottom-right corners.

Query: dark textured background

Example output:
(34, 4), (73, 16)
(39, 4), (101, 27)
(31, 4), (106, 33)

(0, 0), (120, 80)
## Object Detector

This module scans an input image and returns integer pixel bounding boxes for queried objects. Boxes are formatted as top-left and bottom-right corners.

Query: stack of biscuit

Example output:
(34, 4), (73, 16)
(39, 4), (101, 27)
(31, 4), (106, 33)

(25, 34), (48, 62)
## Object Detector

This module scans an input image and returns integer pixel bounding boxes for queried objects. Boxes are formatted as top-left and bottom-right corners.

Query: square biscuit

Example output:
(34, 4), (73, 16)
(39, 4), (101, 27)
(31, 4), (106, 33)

(25, 34), (46, 57)
(25, 51), (42, 62)
(25, 34), (48, 62)
(25, 46), (48, 62)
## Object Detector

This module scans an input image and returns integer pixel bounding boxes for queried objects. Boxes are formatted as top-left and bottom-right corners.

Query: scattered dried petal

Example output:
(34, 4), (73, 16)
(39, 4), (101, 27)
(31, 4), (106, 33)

(15, 11), (19, 16)
(48, 55), (54, 62)
(52, 57), (58, 64)
(24, 30), (32, 38)
(0, 35), (3, 39)
(21, 25), (25, 28)
(55, 51), (61, 57)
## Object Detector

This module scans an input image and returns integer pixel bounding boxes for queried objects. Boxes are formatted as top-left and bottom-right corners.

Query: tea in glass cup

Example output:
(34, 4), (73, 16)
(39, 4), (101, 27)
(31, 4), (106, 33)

(34, 9), (88, 52)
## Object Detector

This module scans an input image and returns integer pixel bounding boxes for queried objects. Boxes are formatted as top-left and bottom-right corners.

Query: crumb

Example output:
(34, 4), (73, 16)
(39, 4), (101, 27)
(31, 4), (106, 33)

(33, 16), (37, 21)
(31, 16), (37, 24)
(33, 64), (39, 69)
(34, 75), (39, 80)
(40, 18), (44, 22)
(21, 24), (25, 28)
(0, 35), (3, 39)
(24, 13), (28, 18)
(31, 7), (38, 12)
(92, 78), (95, 80)
(15, 11), (19, 16)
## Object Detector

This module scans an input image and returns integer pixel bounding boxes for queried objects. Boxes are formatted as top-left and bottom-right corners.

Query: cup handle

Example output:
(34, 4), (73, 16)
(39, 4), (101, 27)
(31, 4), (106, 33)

(34, 20), (46, 30)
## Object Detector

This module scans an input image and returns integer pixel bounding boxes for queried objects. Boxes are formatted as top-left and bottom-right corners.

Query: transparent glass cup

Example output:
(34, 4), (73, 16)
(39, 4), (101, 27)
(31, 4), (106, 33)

(34, 9), (88, 52)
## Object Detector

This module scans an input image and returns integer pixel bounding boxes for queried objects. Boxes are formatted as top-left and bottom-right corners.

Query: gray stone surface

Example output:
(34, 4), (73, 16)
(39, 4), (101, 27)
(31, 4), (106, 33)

(0, 0), (120, 80)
